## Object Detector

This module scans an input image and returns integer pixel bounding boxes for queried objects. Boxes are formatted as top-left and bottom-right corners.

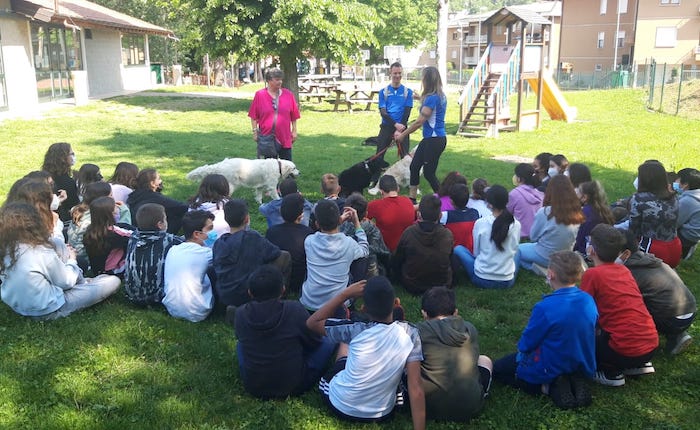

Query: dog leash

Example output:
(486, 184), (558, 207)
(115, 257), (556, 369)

(366, 139), (397, 163)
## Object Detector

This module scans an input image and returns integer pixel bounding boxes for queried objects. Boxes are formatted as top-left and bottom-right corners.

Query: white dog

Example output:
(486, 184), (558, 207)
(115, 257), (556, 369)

(186, 158), (299, 203)
(368, 152), (420, 196)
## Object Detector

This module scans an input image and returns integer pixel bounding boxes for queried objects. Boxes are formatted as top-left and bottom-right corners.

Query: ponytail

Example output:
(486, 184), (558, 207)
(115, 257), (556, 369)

(491, 209), (515, 251)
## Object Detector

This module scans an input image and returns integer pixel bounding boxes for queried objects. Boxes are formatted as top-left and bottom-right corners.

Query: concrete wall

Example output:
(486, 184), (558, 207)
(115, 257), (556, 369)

(0, 15), (39, 113)
(83, 29), (123, 96)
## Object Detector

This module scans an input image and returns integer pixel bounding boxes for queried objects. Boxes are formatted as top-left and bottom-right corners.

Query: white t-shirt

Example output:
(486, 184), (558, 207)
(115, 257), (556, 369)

(324, 320), (422, 418)
(163, 242), (214, 322)
(467, 198), (491, 219)
(473, 214), (521, 281)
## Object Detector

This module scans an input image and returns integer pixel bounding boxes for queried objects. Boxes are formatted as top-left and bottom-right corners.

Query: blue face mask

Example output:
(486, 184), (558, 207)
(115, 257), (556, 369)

(672, 182), (683, 194)
(204, 230), (218, 248)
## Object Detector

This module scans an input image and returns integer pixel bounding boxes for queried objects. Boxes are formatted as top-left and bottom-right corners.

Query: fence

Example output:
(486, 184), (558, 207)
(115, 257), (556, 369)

(645, 61), (700, 118)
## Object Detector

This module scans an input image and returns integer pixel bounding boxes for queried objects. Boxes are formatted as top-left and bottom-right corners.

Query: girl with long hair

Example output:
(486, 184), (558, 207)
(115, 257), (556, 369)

(508, 163), (544, 238)
(629, 161), (681, 268)
(454, 185), (521, 289)
(574, 180), (615, 255)
(436, 171), (467, 211)
(108, 161), (139, 203)
(519, 175), (585, 275)
(0, 202), (120, 319)
(6, 177), (63, 241)
(83, 196), (134, 276)
(188, 173), (231, 236)
(76, 163), (103, 200)
(394, 66), (447, 199)
(42, 142), (79, 223)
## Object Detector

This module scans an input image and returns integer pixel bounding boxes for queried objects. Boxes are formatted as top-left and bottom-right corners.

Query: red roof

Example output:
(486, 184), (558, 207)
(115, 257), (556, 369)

(11, 0), (175, 38)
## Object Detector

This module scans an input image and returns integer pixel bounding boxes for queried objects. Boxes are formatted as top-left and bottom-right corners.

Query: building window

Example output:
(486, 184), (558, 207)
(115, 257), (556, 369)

(452, 32), (460, 40)
(121, 34), (145, 65)
(597, 32), (605, 48)
(655, 27), (677, 47)
(617, 30), (626, 47)
(595, 64), (603, 71)
(660, 0), (680, 4)
(600, 0), (607, 14)
(618, 0), (628, 13)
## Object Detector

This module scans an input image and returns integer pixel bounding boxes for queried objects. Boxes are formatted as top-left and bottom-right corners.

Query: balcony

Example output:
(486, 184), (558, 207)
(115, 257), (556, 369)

(465, 35), (487, 45)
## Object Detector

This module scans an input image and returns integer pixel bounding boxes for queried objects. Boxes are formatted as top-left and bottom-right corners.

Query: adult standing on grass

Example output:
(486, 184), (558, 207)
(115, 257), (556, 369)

(394, 66), (447, 200)
(375, 62), (413, 162)
(248, 68), (300, 161)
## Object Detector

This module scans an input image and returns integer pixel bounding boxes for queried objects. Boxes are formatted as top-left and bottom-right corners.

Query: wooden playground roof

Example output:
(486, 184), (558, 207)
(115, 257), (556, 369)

(483, 6), (553, 27)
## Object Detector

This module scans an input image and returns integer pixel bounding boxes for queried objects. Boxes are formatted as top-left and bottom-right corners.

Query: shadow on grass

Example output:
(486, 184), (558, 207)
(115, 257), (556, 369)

(110, 94), (251, 115)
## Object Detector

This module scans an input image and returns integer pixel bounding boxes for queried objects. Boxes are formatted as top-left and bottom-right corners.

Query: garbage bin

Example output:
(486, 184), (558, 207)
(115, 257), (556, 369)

(611, 70), (629, 88)
(150, 63), (163, 84)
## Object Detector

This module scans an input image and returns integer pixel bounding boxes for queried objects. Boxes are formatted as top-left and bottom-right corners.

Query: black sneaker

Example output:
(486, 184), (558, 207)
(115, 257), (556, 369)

(570, 375), (592, 407)
(549, 375), (577, 409)
(666, 332), (692, 355)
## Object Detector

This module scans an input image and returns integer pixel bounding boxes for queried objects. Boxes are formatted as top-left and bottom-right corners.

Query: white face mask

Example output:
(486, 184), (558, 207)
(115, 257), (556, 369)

(614, 256), (625, 265)
(547, 167), (559, 178)
(633, 177), (639, 191)
(70, 154), (77, 166)
(51, 194), (61, 211)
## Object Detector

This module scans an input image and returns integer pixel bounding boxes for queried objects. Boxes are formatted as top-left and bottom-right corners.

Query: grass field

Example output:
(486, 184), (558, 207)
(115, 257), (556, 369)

(1, 86), (699, 429)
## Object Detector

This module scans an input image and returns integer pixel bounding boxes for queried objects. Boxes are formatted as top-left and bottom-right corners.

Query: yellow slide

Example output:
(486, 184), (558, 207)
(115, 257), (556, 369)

(527, 73), (577, 123)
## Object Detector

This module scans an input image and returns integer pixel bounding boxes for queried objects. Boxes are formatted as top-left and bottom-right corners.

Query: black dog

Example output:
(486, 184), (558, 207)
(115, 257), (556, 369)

(338, 157), (389, 198)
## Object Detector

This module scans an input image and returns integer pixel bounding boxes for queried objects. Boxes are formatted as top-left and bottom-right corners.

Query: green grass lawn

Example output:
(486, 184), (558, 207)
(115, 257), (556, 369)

(1, 87), (699, 429)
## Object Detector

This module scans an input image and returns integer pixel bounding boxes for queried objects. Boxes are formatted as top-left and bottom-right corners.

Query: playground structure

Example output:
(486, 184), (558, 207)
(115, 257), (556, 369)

(457, 7), (576, 137)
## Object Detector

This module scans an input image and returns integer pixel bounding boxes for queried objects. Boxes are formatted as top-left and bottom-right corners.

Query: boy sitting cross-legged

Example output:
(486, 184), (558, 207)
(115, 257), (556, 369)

(493, 251), (598, 409)
(235, 265), (336, 399)
(124, 203), (183, 305)
(306, 276), (425, 429)
(581, 224), (659, 387)
(418, 286), (492, 421)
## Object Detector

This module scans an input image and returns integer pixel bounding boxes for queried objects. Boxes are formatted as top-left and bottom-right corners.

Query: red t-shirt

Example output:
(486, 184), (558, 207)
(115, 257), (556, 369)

(580, 263), (658, 357)
(367, 196), (416, 252)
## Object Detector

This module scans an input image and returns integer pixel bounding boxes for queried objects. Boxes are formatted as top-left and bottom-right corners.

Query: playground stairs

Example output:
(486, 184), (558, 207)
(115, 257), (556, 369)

(457, 72), (512, 137)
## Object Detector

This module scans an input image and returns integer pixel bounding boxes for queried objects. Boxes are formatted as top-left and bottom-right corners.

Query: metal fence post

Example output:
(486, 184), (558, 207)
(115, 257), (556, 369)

(659, 63), (667, 112)
(675, 64), (684, 116)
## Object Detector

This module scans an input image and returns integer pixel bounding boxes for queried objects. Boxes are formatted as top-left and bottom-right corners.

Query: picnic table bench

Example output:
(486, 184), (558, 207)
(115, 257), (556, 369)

(298, 75), (340, 103)
(326, 87), (380, 112)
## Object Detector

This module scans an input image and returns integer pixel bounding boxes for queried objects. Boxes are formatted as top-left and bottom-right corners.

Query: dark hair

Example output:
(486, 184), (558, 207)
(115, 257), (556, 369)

(84, 196), (116, 255)
(182, 210), (215, 240)
(223, 199), (248, 228)
(321, 173), (340, 196)
(487, 185), (516, 251)
(5, 177), (55, 233)
(533, 152), (552, 178)
(579, 181), (615, 225)
(551, 154), (569, 172)
(421, 286), (456, 318)
(448, 183), (469, 209)
(471, 178), (488, 200)
(590, 223), (626, 262)
(515, 163), (540, 187)
(438, 171), (467, 197)
(109, 161), (139, 188)
(281, 193), (305, 223)
(568, 163), (592, 188)
(76, 163), (102, 197)
(314, 199), (340, 231)
(189, 174), (230, 209)
(136, 203), (166, 230)
(345, 193), (368, 220)
(363, 276), (395, 319)
(548, 251), (584, 285)
(248, 265), (284, 301)
(24, 170), (53, 184)
(135, 169), (158, 190)
(379, 174), (399, 193)
(83, 181), (112, 205)
(0, 202), (52, 272)
(620, 228), (640, 253)
(42, 142), (73, 178)
(637, 161), (672, 199)
(419, 194), (442, 223)
(678, 168), (700, 190)
(279, 177), (299, 197)
(543, 175), (585, 225)
(389, 62), (402, 70)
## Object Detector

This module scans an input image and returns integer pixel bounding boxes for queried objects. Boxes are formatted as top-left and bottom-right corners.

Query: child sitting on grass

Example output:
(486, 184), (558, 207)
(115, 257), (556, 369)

(581, 224), (658, 387)
(124, 203), (183, 306)
(493, 251), (598, 409)
(340, 193), (390, 278)
(307, 276), (425, 429)
(235, 265), (335, 399)
(418, 286), (492, 421)
(163, 210), (216, 322)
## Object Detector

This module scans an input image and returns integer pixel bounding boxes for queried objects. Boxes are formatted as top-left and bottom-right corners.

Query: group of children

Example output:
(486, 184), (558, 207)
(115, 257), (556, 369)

(0, 142), (698, 425)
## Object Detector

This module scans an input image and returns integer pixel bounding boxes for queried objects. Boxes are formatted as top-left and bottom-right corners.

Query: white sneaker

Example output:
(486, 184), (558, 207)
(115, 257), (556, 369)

(667, 332), (692, 355)
(622, 362), (655, 376)
(593, 370), (625, 387)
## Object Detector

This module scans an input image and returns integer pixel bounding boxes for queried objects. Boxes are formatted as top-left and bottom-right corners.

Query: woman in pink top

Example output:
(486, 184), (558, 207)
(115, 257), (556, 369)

(248, 68), (300, 161)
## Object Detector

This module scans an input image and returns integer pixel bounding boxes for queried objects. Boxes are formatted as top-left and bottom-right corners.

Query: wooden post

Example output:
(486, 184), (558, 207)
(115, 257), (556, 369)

(516, 22), (525, 131)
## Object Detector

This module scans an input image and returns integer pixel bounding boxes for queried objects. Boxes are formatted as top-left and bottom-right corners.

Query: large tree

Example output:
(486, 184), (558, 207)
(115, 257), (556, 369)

(189, 0), (380, 96)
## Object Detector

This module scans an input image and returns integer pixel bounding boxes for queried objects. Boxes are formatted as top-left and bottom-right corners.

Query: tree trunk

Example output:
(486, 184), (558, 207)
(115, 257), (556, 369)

(280, 54), (300, 103)
(436, 0), (449, 83)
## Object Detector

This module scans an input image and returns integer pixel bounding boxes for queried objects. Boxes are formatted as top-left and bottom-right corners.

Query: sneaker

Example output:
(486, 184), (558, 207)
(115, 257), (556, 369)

(531, 263), (548, 277)
(622, 362), (655, 376)
(667, 332), (692, 356)
(593, 370), (625, 387)
(570, 375), (592, 407)
(549, 375), (577, 409)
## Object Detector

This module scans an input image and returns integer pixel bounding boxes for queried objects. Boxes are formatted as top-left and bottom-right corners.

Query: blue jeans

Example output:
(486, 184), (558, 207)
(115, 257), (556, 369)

(518, 242), (549, 274)
(453, 246), (519, 289)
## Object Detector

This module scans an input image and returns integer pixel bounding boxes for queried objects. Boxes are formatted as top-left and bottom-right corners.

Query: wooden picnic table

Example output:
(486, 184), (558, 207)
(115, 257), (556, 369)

(298, 75), (340, 103)
(327, 86), (380, 112)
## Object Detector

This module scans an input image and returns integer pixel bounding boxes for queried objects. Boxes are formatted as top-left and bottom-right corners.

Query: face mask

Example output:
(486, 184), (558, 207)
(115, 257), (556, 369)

(512, 175), (519, 187)
(672, 182), (682, 194)
(547, 167), (559, 178)
(156, 184), (164, 193)
(204, 230), (218, 248)
(575, 187), (582, 199)
(563, 170), (570, 177)
(614, 256), (625, 265)
(51, 194), (61, 211)
(633, 177), (638, 191)
(70, 154), (77, 166)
